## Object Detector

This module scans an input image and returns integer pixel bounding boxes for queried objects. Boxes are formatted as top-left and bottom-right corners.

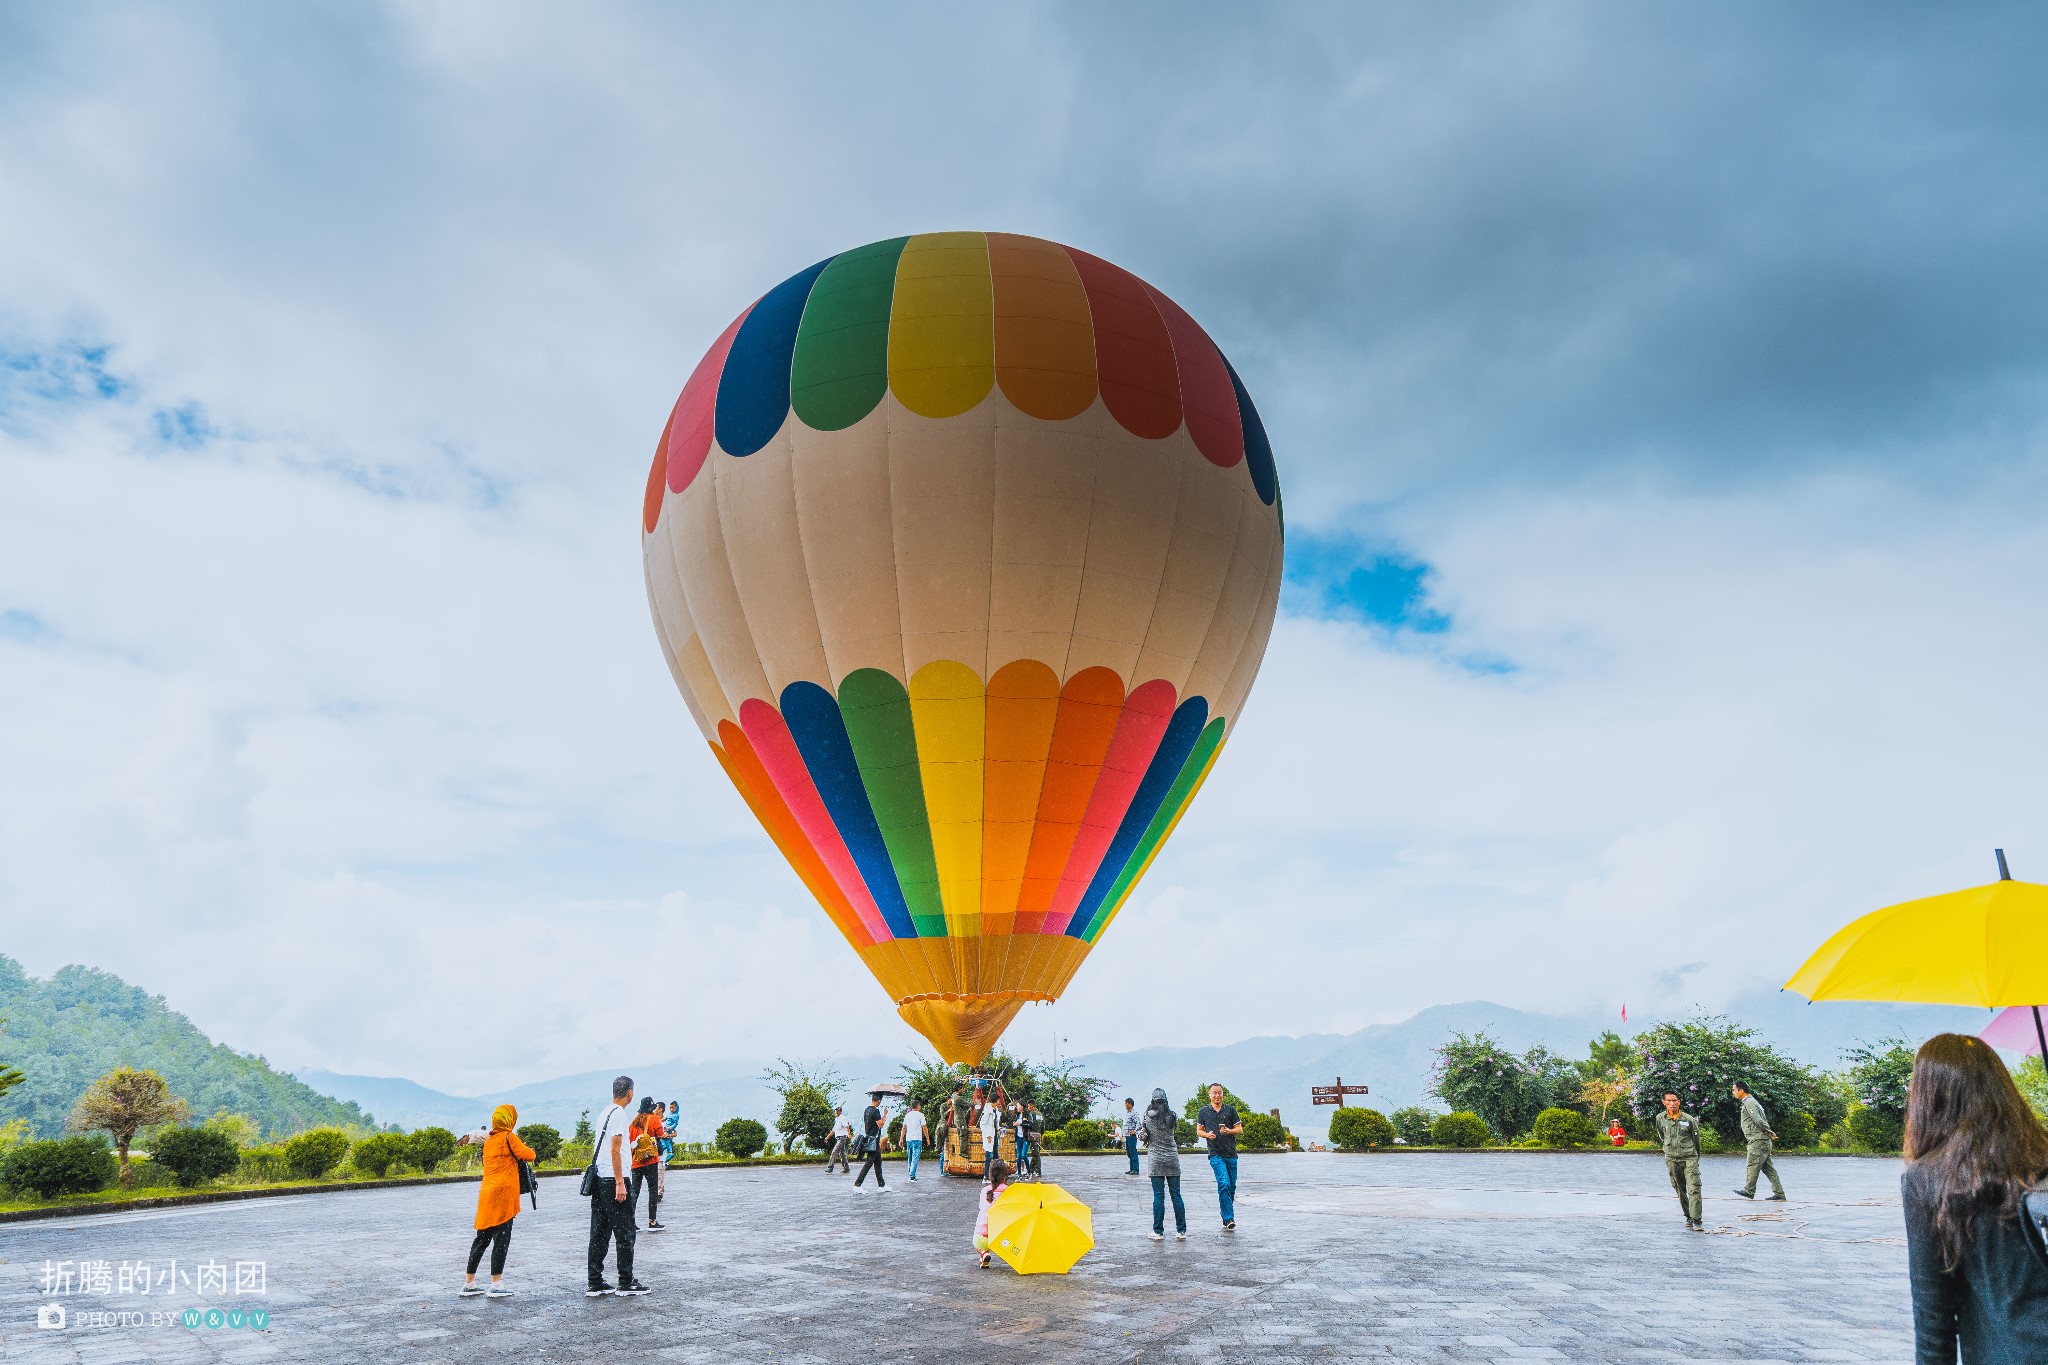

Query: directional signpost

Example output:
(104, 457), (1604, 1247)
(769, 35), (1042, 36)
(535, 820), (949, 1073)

(1310, 1076), (1370, 1108)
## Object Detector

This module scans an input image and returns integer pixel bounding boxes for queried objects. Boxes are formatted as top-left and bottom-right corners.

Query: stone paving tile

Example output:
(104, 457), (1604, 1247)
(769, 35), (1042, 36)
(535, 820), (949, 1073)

(0, 1153), (1912, 1363)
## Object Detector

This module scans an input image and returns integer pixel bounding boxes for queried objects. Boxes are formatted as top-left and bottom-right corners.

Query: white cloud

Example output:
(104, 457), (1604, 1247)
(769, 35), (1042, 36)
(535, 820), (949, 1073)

(1, 4), (2042, 1094)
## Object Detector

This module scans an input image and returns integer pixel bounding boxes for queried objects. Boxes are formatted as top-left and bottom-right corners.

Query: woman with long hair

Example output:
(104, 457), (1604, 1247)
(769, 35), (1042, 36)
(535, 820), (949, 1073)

(1902, 1032), (2048, 1360)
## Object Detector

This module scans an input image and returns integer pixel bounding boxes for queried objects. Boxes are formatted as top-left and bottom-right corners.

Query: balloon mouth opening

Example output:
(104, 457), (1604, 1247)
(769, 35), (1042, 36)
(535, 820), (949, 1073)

(896, 994), (1042, 1065)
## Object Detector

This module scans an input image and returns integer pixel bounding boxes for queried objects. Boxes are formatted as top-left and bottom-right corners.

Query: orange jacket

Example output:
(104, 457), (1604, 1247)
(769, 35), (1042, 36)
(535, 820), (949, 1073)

(474, 1129), (537, 1230)
(630, 1114), (661, 1168)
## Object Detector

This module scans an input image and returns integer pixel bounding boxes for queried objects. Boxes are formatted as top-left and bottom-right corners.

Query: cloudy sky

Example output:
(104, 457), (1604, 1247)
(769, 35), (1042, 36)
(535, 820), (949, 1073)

(3, 4), (2043, 1094)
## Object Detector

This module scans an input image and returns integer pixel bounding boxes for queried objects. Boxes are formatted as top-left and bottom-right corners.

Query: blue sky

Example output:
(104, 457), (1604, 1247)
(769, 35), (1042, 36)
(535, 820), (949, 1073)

(1, 3), (2044, 1091)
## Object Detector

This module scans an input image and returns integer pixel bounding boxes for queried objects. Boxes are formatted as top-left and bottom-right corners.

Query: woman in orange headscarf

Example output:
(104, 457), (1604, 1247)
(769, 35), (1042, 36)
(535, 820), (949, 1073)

(461, 1105), (536, 1298)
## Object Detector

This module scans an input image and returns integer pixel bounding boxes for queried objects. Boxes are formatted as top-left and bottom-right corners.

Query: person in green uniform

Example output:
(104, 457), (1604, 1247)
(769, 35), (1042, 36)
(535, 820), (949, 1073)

(1656, 1090), (1705, 1231)
(1729, 1081), (1787, 1201)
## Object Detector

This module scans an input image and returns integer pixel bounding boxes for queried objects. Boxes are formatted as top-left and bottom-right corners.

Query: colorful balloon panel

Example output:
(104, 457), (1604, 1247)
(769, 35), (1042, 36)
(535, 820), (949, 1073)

(642, 232), (1283, 1063)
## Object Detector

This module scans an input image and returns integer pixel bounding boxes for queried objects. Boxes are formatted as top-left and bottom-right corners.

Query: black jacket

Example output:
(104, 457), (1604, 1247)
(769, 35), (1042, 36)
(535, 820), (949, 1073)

(1903, 1164), (2048, 1363)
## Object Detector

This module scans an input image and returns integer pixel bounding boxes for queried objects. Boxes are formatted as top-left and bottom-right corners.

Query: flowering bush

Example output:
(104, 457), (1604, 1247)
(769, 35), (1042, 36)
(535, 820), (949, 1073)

(1431, 1033), (1575, 1140)
(1629, 1018), (1841, 1145)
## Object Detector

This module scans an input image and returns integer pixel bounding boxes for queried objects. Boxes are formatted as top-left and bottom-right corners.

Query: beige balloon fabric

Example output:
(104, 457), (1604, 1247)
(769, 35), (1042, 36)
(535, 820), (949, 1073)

(641, 232), (1283, 1062)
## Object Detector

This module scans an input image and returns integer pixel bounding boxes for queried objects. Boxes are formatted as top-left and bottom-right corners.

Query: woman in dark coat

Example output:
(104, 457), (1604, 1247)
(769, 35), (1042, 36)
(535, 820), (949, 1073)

(1902, 1032), (2048, 1362)
(1140, 1088), (1185, 1241)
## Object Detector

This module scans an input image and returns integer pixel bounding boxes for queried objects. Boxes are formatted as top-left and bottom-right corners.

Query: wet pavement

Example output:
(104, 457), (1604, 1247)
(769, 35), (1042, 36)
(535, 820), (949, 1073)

(0, 1151), (1911, 1362)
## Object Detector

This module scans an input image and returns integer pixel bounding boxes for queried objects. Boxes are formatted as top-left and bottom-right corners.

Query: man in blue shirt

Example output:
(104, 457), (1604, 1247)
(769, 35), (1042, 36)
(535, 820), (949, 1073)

(1195, 1083), (1244, 1231)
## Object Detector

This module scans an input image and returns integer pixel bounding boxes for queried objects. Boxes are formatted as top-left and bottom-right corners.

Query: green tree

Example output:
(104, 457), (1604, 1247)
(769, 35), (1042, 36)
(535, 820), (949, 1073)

(349, 1132), (410, 1176)
(1328, 1107), (1396, 1150)
(764, 1058), (847, 1154)
(1532, 1107), (1596, 1147)
(408, 1126), (458, 1173)
(1390, 1107), (1438, 1145)
(69, 1067), (189, 1184)
(518, 1123), (563, 1164)
(1050, 1118), (1113, 1150)
(1240, 1112), (1288, 1150)
(204, 1112), (259, 1149)
(714, 1117), (767, 1159)
(2015, 1055), (2048, 1125)
(1031, 1060), (1113, 1129)
(0, 1134), (116, 1198)
(283, 1128), (351, 1179)
(572, 1109), (594, 1143)
(1630, 1017), (1840, 1145)
(1580, 1031), (1634, 1080)
(1842, 1039), (1914, 1125)
(1432, 1111), (1491, 1147)
(150, 1127), (241, 1186)
(1431, 1033), (1572, 1139)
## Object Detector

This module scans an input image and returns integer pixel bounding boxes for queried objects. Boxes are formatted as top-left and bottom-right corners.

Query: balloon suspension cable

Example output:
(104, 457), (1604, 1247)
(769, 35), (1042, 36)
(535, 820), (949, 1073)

(1997, 848), (2012, 881)
(2035, 1005), (2048, 1066)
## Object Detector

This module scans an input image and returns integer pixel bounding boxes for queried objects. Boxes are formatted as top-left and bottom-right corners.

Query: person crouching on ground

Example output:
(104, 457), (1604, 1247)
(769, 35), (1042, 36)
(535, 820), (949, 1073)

(1142, 1088), (1186, 1241)
(974, 1159), (1012, 1268)
(461, 1104), (535, 1298)
(1902, 1032), (2048, 1361)
(1656, 1090), (1705, 1231)
(631, 1097), (665, 1230)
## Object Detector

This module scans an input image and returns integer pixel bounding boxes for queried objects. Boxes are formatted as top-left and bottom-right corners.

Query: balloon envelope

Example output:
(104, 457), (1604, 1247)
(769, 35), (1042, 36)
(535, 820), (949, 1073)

(641, 232), (1283, 1062)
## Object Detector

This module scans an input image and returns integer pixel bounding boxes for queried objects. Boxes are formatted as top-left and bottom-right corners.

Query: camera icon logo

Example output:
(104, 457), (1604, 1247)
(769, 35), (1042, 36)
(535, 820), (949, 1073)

(36, 1303), (66, 1330)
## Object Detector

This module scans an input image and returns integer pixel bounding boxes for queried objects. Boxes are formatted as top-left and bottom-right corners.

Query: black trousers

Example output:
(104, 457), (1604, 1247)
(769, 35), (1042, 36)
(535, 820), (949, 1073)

(854, 1142), (885, 1187)
(588, 1177), (639, 1287)
(466, 1219), (513, 1276)
(632, 1164), (661, 1223)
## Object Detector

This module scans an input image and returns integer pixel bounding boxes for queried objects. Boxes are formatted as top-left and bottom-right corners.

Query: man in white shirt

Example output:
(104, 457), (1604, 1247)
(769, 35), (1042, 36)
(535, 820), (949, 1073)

(824, 1107), (852, 1174)
(587, 1075), (649, 1297)
(978, 1093), (1001, 1183)
(901, 1101), (928, 1181)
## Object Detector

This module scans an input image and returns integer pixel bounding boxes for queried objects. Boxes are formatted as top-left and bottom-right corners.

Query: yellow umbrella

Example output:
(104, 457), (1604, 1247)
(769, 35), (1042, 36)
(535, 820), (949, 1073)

(1784, 849), (2048, 1054)
(985, 1181), (1094, 1275)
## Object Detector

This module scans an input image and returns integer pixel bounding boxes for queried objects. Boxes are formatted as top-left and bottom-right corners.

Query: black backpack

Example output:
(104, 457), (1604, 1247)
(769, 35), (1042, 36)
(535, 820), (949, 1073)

(2021, 1190), (2048, 1266)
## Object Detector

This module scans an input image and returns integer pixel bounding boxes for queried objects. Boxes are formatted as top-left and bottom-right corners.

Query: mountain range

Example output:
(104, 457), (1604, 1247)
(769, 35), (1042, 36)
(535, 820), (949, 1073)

(306, 990), (1988, 1142)
(2, 951), (1987, 1144)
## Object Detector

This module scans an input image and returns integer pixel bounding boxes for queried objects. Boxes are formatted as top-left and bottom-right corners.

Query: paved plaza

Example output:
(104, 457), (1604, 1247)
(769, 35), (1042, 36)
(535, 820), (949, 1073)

(0, 1151), (1911, 1363)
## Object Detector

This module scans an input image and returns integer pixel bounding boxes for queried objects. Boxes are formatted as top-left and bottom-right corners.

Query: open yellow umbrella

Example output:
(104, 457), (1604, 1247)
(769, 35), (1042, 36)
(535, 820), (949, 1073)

(1785, 849), (2048, 1055)
(985, 1181), (1093, 1275)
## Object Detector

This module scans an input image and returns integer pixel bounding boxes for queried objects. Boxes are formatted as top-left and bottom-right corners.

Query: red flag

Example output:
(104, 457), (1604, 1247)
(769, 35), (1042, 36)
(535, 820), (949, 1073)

(1620, 1002), (1628, 1024)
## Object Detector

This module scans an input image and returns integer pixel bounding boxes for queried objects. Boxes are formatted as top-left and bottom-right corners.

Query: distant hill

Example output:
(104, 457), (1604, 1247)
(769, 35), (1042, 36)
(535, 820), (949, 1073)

(1071, 991), (1988, 1139)
(0, 955), (375, 1140)
(314, 991), (1987, 1145)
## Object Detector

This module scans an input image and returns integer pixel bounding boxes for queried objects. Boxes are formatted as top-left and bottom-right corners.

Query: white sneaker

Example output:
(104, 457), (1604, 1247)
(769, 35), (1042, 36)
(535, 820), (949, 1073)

(485, 1285), (514, 1299)
(1148, 1231), (1164, 1241)
(459, 1284), (484, 1298)
(1175, 1231), (1187, 1240)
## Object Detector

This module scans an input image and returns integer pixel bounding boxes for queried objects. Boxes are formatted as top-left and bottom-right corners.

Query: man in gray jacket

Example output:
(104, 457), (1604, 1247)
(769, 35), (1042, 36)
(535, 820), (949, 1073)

(1730, 1081), (1787, 1201)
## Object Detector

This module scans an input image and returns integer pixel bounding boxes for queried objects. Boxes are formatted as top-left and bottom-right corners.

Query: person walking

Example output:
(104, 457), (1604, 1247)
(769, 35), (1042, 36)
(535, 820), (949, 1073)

(1122, 1097), (1142, 1175)
(824, 1106), (851, 1173)
(1903, 1032), (2048, 1361)
(460, 1104), (535, 1298)
(1196, 1083), (1243, 1231)
(1656, 1090), (1705, 1231)
(1729, 1081), (1787, 1202)
(630, 1098), (665, 1230)
(587, 1076), (650, 1297)
(853, 1093), (890, 1191)
(1140, 1088), (1186, 1241)
(902, 1100), (927, 1180)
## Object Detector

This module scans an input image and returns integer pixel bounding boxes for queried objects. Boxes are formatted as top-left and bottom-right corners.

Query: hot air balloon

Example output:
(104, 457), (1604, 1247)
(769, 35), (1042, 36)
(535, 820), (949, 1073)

(640, 232), (1282, 1064)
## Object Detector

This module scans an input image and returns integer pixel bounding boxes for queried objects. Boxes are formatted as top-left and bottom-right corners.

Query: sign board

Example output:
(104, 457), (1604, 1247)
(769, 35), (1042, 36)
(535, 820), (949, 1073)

(1309, 1076), (1369, 1106)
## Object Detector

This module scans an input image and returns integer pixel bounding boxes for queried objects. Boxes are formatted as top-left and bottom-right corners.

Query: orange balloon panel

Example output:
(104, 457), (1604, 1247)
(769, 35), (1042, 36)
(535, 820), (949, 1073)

(642, 233), (1282, 1062)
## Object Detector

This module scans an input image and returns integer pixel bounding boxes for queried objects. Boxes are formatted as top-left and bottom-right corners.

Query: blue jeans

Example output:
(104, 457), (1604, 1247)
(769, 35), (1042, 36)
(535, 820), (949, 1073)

(1125, 1133), (1140, 1173)
(906, 1139), (922, 1179)
(1151, 1174), (1185, 1234)
(1209, 1154), (1238, 1223)
(1015, 1138), (1032, 1177)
